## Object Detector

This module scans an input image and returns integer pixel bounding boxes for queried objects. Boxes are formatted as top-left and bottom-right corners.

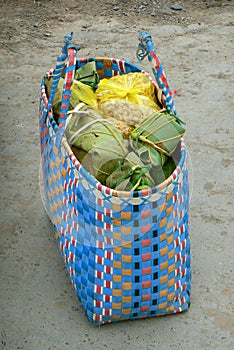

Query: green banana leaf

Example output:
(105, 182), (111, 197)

(134, 141), (167, 168)
(81, 146), (127, 185)
(74, 61), (99, 90)
(65, 104), (129, 185)
(65, 104), (103, 147)
(106, 151), (154, 191)
(163, 156), (177, 179)
(148, 154), (177, 185)
(70, 145), (88, 163)
(132, 139), (178, 185)
(130, 111), (185, 156)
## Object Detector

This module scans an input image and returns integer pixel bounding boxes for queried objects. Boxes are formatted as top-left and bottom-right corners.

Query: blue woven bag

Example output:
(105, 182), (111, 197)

(39, 32), (191, 325)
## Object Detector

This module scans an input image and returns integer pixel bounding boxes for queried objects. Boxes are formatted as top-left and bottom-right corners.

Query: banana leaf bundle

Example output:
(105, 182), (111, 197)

(130, 110), (185, 156)
(129, 110), (185, 185)
(65, 104), (157, 190)
(65, 106), (185, 189)
(65, 104), (129, 185)
(74, 61), (99, 90)
(106, 151), (154, 191)
(131, 140), (178, 186)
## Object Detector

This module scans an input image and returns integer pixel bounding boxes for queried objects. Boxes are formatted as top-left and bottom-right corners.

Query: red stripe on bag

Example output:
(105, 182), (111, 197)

(97, 212), (102, 221)
(142, 294), (151, 301)
(105, 280), (111, 288)
(105, 266), (111, 274)
(140, 306), (150, 312)
(118, 59), (125, 72)
(141, 210), (151, 218)
(97, 227), (102, 235)
(97, 241), (104, 248)
(141, 224), (151, 233)
(105, 295), (110, 302)
(97, 183), (103, 191)
(105, 237), (112, 245)
(142, 253), (151, 261)
(94, 314), (100, 322)
(96, 285), (102, 294)
(142, 267), (151, 275)
(95, 300), (101, 307)
(97, 271), (102, 279)
(142, 239), (151, 247)
(105, 187), (111, 195)
(97, 256), (103, 264)
(142, 280), (151, 289)
(106, 251), (112, 260)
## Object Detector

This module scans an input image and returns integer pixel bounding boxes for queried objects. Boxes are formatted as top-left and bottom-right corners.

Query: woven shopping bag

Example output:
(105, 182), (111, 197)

(39, 32), (191, 325)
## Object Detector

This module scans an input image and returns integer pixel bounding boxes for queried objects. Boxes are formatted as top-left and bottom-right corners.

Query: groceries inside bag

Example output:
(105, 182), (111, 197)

(45, 65), (185, 190)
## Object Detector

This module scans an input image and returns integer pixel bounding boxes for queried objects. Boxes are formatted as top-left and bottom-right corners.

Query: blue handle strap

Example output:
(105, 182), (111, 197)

(42, 32), (80, 126)
(137, 31), (177, 115)
(56, 46), (78, 146)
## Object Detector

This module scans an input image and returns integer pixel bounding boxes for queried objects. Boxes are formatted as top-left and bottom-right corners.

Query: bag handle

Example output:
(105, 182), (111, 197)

(43, 32), (80, 145)
(136, 31), (177, 115)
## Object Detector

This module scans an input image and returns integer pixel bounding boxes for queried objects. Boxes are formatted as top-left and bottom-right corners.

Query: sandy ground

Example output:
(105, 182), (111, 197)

(0, 1), (234, 349)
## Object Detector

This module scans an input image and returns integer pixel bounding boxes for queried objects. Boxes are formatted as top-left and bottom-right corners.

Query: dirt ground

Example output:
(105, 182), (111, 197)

(0, 0), (234, 349)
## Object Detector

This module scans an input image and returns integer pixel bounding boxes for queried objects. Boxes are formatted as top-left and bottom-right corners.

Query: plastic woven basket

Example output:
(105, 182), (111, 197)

(39, 32), (191, 325)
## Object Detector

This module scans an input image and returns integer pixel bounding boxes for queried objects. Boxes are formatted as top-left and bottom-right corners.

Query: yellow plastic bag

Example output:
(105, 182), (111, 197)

(44, 77), (98, 119)
(71, 80), (98, 109)
(95, 72), (162, 138)
(96, 72), (160, 109)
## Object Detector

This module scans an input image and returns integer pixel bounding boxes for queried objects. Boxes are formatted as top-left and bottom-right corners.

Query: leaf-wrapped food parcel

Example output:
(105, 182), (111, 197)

(74, 61), (99, 90)
(106, 151), (154, 191)
(65, 104), (129, 185)
(134, 141), (178, 185)
(135, 142), (167, 168)
(130, 111), (185, 156)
